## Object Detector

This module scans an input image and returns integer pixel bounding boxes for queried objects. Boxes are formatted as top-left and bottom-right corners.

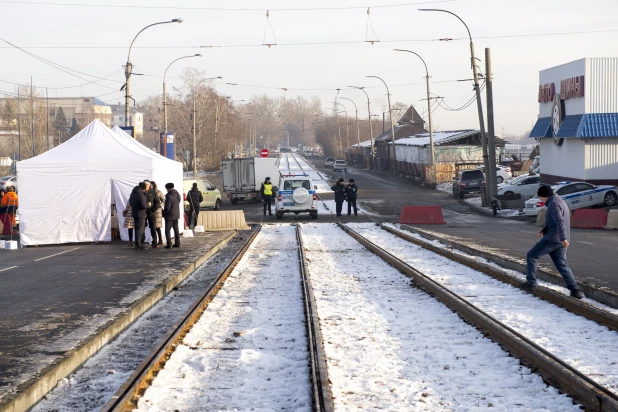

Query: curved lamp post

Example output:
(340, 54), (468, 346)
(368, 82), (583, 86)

(125, 18), (183, 128)
(349, 86), (374, 164)
(367, 75), (395, 173)
(340, 97), (361, 155)
(394, 49), (434, 165)
(163, 53), (201, 157)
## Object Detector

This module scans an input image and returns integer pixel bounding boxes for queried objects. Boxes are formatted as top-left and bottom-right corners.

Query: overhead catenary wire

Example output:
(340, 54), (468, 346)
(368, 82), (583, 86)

(0, 68), (123, 90)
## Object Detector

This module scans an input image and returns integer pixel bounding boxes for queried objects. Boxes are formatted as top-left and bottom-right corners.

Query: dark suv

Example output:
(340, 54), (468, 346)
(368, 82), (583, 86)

(452, 169), (485, 199)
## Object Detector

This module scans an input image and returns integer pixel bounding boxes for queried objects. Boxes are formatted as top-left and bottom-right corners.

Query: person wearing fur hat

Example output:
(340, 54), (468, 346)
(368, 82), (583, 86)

(331, 178), (347, 217)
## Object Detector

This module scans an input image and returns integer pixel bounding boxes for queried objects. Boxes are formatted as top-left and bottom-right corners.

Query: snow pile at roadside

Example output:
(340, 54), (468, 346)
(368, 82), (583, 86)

(300, 223), (578, 410)
(349, 223), (618, 395)
(135, 224), (311, 411)
(319, 199), (382, 217)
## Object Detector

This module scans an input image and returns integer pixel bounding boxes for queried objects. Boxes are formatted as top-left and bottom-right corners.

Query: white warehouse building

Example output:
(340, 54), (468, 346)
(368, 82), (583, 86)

(529, 58), (618, 185)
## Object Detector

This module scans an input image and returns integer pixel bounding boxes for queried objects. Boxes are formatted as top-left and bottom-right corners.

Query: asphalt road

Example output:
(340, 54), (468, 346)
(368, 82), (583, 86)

(208, 154), (618, 292)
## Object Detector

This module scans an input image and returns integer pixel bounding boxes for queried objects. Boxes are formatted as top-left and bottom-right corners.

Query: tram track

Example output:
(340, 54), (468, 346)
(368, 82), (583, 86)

(100, 224), (333, 412)
(338, 222), (618, 412)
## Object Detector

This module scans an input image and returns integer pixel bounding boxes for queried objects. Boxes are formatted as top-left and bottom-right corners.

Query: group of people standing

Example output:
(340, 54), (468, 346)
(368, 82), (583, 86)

(123, 180), (182, 250)
(331, 178), (359, 217)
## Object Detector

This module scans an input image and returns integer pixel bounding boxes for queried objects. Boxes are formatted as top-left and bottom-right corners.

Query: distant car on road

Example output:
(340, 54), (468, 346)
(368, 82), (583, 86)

(333, 160), (347, 172)
(0, 176), (17, 195)
(497, 174), (540, 198)
(523, 181), (618, 216)
(452, 169), (485, 199)
(324, 157), (336, 168)
(476, 165), (512, 184)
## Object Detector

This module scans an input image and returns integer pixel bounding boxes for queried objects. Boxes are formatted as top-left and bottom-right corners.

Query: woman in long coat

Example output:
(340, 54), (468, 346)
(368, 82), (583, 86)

(150, 181), (165, 246)
(122, 202), (135, 247)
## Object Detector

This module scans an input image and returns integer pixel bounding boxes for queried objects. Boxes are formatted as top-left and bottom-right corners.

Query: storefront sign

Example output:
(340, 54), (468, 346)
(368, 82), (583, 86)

(538, 75), (585, 103)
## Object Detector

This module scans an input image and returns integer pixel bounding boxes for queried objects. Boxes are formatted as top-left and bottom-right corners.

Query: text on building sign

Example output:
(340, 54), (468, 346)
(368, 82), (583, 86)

(538, 75), (585, 103)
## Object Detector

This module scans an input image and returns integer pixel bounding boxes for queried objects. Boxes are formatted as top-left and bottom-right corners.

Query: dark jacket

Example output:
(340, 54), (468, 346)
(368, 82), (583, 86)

(129, 186), (148, 219)
(144, 188), (156, 216)
(163, 189), (181, 220)
(148, 188), (161, 215)
(345, 184), (358, 199)
(543, 194), (570, 243)
(331, 184), (347, 203)
(187, 188), (203, 212)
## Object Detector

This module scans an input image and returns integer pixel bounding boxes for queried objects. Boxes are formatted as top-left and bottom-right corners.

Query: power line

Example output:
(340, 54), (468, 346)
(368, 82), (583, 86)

(0, 69), (123, 90)
(0, 0), (456, 11)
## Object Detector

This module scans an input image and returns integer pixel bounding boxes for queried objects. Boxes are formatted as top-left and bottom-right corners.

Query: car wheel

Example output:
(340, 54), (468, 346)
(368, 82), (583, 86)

(214, 199), (222, 210)
(504, 191), (514, 195)
(604, 192), (617, 207)
(496, 176), (504, 184)
(230, 198), (238, 205)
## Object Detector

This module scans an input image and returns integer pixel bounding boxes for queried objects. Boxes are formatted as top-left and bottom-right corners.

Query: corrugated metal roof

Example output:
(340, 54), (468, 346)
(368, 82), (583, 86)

(556, 115), (584, 138)
(578, 113), (618, 138)
(529, 117), (552, 138)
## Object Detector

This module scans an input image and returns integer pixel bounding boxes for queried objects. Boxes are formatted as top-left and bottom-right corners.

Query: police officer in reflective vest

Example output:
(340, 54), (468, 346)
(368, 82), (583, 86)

(260, 177), (273, 216)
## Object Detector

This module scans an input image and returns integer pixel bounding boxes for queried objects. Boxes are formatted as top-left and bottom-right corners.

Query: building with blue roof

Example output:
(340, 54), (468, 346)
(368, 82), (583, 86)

(529, 58), (618, 186)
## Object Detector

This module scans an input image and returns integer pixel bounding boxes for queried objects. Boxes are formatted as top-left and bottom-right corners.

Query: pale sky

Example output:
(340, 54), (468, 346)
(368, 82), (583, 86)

(1, 0), (617, 137)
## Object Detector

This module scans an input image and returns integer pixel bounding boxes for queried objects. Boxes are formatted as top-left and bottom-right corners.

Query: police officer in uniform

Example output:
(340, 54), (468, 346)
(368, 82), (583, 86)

(331, 178), (347, 217)
(345, 178), (358, 216)
(260, 177), (274, 216)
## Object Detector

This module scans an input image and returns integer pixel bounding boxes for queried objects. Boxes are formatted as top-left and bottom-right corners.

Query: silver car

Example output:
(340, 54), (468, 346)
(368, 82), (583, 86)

(333, 160), (347, 172)
(497, 175), (541, 198)
(324, 157), (336, 168)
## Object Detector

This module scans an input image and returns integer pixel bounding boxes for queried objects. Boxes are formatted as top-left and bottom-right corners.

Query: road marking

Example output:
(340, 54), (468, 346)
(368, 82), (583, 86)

(0, 266), (17, 272)
(34, 247), (80, 262)
(577, 241), (593, 245)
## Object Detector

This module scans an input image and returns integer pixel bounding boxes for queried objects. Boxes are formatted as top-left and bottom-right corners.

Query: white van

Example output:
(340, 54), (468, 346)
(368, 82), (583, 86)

(182, 179), (222, 211)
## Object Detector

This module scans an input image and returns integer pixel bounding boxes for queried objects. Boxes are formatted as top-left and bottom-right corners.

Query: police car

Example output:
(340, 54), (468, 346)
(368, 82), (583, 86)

(275, 173), (318, 220)
(523, 181), (617, 216)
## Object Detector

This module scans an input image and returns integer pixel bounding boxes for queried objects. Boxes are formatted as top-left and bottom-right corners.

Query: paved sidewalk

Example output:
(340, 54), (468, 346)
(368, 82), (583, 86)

(0, 231), (235, 408)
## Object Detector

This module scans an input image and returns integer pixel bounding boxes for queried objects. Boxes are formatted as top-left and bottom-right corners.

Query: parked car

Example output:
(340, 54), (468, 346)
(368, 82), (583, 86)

(0, 176), (17, 194)
(476, 165), (512, 184)
(324, 157), (336, 168)
(452, 169), (485, 199)
(183, 179), (222, 211)
(275, 174), (318, 220)
(523, 181), (618, 216)
(497, 174), (541, 198)
(333, 160), (347, 172)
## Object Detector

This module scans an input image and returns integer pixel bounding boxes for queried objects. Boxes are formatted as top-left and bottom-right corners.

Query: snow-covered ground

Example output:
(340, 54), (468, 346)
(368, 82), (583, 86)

(300, 223), (579, 411)
(134, 224), (312, 411)
(31, 236), (250, 412)
(348, 222), (618, 395)
(279, 153), (331, 193)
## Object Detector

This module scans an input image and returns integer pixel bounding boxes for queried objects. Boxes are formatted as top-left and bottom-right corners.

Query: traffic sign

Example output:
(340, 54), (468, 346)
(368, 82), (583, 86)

(260, 148), (270, 158)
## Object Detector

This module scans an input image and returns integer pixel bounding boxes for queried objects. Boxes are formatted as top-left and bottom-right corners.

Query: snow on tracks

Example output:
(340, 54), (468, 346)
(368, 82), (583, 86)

(279, 153), (332, 193)
(134, 224), (311, 412)
(300, 223), (577, 411)
(348, 222), (618, 397)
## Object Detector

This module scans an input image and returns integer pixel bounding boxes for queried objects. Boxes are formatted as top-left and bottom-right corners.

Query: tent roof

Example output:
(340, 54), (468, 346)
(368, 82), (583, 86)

(20, 120), (158, 164)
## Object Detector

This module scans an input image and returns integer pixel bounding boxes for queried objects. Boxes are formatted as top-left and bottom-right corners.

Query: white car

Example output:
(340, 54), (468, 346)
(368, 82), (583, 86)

(497, 174), (541, 198)
(523, 181), (618, 216)
(333, 160), (347, 172)
(476, 165), (512, 184)
(276, 174), (318, 220)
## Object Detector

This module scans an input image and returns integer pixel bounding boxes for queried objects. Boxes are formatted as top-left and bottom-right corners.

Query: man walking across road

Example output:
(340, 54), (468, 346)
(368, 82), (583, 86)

(163, 182), (181, 249)
(524, 185), (583, 299)
(331, 178), (347, 217)
(345, 178), (358, 217)
(129, 182), (149, 250)
(260, 177), (274, 217)
(187, 183), (203, 229)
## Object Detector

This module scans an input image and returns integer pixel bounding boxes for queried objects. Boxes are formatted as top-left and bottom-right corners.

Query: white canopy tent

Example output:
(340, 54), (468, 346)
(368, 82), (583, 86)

(17, 120), (183, 246)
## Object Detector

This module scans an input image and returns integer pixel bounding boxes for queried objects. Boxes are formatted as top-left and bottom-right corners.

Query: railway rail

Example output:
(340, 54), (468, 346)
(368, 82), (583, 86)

(100, 224), (332, 412)
(339, 222), (618, 412)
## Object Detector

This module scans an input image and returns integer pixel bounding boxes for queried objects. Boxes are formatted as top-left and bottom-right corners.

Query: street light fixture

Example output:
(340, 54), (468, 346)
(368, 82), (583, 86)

(332, 101), (350, 152)
(367, 75), (395, 173)
(394, 49), (435, 166)
(125, 18), (183, 129)
(419, 8), (492, 200)
(349, 86), (375, 165)
(163, 53), (202, 157)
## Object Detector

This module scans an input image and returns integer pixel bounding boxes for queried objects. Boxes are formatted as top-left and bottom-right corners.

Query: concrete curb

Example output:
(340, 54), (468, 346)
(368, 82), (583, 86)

(401, 225), (618, 310)
(0, 231), (236, 412)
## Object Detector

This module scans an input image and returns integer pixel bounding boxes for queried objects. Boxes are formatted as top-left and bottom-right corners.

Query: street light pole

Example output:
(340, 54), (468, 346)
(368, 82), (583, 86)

(333, 101), (349, 153)
(367, 76), (396, 173)
(163, 53), (201, 157)
(394, 49), (435, 165)
(340, 97), (361, 159)
(126, 18), (183, 130)
(349, 86), (374, 167)
(419, 8), (491, 204)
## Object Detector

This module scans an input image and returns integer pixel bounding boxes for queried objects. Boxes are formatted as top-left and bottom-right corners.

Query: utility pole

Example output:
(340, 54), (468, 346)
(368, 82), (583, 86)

(17, 89), (21, 161)
(214, 105), (219, 155)
(340, 97), (361, 159)
(486, 48), (498, 199)
(349, 86), (374, 167)
(46, 87), (49, 150)
(193, 90), (197, 180)
(31, 77), (35, 158)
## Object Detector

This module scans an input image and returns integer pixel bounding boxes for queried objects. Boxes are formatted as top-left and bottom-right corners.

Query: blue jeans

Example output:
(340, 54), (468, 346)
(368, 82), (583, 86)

(526, 239), (578, 290)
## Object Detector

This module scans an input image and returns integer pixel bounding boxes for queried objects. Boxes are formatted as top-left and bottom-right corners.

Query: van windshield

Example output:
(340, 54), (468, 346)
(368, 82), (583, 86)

(284, 180), (311, 190)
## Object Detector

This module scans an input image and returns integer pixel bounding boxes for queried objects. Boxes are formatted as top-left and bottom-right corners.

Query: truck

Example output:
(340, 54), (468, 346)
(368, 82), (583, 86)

(222, 157), (280, 204)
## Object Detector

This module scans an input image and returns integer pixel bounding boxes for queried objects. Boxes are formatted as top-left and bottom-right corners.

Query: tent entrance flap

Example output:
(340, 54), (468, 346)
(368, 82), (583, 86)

(112, 178), (152, 243)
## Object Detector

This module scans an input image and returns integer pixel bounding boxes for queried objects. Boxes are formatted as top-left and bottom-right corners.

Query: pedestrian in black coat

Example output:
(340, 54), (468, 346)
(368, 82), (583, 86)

(187, 183), (203, 228)
(260, 177), (274, 216)
(129, 182), (149, 249)
(345, 179), (358, 216)
(331, 178), (347, 217)
(163, 183), (181, 248)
